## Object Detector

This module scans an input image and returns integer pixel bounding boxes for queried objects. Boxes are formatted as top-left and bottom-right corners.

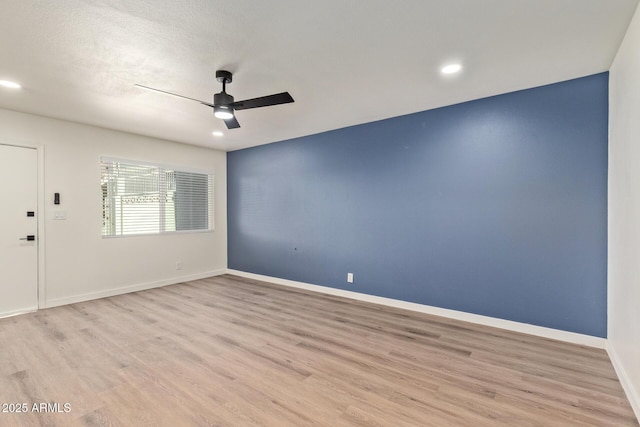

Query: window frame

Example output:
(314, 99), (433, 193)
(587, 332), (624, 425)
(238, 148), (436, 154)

(100, 156), (215, 238)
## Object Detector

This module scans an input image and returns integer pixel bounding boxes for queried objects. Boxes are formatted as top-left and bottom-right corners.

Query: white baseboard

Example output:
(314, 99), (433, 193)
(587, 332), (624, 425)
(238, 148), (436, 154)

(44, 269), (227, 309)
(0, 307), (38, 320)
(227, 269), (606, 349)
(607, 342), (640, 422)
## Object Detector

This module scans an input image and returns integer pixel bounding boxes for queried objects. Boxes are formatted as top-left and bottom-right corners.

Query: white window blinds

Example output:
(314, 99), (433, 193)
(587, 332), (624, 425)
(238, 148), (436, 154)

(101, 158), (214, 237)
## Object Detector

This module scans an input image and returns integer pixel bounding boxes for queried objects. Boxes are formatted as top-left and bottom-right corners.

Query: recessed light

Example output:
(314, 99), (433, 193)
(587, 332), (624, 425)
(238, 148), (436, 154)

(0, 80), (21, 89)
(212, 131), (224, 137)
(441, 64), (462, 75)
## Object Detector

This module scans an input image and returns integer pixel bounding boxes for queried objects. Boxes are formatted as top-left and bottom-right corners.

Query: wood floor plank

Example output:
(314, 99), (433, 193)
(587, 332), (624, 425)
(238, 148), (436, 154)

(0, 274), (637, 426)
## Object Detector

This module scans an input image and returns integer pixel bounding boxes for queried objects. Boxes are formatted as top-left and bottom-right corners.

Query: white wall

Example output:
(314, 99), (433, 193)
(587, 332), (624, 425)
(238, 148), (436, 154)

(0, 108), (227, 307)
(609, 2), (640, 420)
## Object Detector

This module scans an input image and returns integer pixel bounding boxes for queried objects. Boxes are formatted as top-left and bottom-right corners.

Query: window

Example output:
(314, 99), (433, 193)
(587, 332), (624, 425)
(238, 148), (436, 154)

(101, 158), (214, 237)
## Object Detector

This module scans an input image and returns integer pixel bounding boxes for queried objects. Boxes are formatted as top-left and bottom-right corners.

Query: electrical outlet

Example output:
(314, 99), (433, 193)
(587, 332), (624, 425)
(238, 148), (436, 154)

(347, 272), (354, 283)
(176, 261), (183, 270)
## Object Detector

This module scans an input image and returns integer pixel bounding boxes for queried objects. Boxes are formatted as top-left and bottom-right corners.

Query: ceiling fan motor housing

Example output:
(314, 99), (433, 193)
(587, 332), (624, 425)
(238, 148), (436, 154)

(214, 91), (234, 107)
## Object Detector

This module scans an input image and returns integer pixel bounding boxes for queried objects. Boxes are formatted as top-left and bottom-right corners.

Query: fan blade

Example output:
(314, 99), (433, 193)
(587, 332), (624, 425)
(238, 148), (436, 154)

(135, 84), (215, 108)
(231, 92), (294, 110)
(224, 116), (241, 129)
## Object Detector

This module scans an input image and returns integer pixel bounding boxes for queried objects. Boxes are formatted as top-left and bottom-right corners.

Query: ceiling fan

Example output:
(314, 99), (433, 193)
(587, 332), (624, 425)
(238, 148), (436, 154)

(135, 70), (294, 129)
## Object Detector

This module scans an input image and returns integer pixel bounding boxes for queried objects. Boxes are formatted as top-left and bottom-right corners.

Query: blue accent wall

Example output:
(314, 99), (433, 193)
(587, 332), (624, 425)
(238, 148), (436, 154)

(227, 73), (608, 337)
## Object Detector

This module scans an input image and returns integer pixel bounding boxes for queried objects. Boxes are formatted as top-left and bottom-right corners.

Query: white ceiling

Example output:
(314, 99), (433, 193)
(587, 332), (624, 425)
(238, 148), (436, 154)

(0, 1), (638, 151)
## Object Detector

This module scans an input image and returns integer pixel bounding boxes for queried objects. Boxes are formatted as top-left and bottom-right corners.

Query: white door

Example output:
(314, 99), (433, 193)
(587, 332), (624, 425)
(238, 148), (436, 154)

(0, 144), (38, 317)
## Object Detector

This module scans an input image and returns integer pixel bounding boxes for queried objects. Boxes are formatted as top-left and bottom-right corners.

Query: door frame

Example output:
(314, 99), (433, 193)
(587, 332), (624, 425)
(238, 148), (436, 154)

(0, 138), (46, 313)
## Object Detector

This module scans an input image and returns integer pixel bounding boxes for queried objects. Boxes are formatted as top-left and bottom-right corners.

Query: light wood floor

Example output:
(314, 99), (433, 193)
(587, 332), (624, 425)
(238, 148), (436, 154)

(0, 274), (637, 426)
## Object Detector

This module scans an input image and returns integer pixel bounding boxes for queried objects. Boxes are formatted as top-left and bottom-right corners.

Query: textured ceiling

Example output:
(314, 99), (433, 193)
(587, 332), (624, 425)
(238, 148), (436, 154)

(0, 0), (638, 151)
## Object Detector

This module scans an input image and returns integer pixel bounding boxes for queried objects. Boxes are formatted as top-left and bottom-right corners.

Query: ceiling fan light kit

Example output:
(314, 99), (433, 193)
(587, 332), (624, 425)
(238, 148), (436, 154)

(214, 105), (234, 120)
(136, 70), (294, 130)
